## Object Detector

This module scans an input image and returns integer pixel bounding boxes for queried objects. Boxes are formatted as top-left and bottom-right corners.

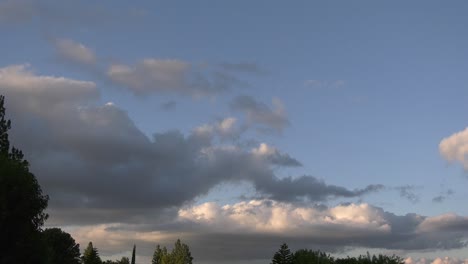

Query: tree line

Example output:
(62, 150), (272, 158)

(0, 94), (405, 264)
(271, 243), (404, 264)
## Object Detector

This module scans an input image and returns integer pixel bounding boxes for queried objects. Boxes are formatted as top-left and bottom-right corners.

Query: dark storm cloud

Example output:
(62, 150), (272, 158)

(230, 95), (289, 134)
(0, 64), (382, 225)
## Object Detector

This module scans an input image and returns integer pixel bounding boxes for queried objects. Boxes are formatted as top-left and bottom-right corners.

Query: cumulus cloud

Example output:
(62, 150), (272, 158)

(61, 200), (468, 262)
(54, 38), (96, 65)
(107, 59), (245, 97)
(231, 95), (289, 134)
(194, 117), (243, 140)
(0, 63), (382, 227)
(252, 143), (301, 167)
(439, 127), (468, 170)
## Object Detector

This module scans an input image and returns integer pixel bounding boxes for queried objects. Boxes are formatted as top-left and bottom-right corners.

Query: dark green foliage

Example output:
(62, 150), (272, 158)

(272, 243), (294, 264)
(120, 257), (130, 264)
(0, 95), (49, 264)
(152, 245), (163, 264)
(294, 249), (333, 264)
(152, 239), (193, 264)
(82, 242), (102, 264)
(42, 228), (81, 264)
(131, 244), (136, 264)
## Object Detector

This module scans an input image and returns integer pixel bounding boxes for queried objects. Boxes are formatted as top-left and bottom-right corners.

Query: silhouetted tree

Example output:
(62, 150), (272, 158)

(119, 257), (130, 264)
(0, 95), (49, 264)
(293, 249), (334, 264)
(82, 242), (102, 264)
(42, 228), (81, 264)
(272, 243), (293, 264)
(131, 244), (136, 264)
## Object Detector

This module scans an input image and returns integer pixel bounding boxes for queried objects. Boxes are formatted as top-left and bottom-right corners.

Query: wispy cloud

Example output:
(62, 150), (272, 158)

(230, 95), (289, 134)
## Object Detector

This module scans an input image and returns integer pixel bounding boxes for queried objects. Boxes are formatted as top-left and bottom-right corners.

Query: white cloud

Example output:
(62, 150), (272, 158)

(252, 143), (301, 167)
(439, 128), (468, 169)
(194, 117), (241, 140)
(178, 200), (391, 236)
(54, 38), (96, 65)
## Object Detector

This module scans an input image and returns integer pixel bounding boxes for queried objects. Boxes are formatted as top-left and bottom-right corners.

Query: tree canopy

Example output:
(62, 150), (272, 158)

(42, 228), (81, 264)
(272, 243), (294, 264)
(83, 242), (102, 264)
(0, 95), (49, 263)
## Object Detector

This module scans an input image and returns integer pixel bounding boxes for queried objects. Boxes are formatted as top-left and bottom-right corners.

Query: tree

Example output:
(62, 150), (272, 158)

(152, 245), (163, 264)
(172, 239), (193, 264)
(82, 242), (102, 264)
(271, 243), (293, 264)
(293, 249), (333, 264)
(152, 239), (193, 264)
(119, 257), (130, 264)
(42, 228), (81, 264)
(131, 244), (136, 264)
(0, 94), (49, 263)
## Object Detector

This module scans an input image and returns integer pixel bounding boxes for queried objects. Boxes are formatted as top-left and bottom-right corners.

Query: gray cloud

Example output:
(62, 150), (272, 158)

(0, 64), (381, 227)
(0, 0), (144, 28)
(395, 185), (420, 203)
(106, 59), (248, 97)
(231, 95), (289, 134)
(160, 101), (177, 111)
(432, 189), (454, 203)
(53, 38), (96, 65)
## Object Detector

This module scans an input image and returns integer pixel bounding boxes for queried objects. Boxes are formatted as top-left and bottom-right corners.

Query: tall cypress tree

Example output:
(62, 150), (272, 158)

(131, 244), (136, 264)
(271, 243), (293, 264)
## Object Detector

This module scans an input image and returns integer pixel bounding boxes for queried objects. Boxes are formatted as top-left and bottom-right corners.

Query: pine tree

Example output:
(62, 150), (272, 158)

(271, 243), (293, 264)
(152, 245), (163, 264)
(82, 242), (102, 264)
(131, 244), (136, 264)
(172, 239), (193, 264)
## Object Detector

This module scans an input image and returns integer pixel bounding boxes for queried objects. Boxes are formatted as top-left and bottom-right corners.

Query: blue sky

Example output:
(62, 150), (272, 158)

(2, 1), (468, 263)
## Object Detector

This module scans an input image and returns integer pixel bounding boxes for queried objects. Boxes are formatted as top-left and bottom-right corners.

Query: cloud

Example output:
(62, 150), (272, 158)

(194, 117), (244, 141)
(231, 95), (289, 134)
(61, 201), (468, 262)
(107, 59), (245, 97)
(0, 63), (383, 227)
(160, 101), (177, 111)
(304, 80), (345, 89)
(54, 38), (96, 65)
(0, 0), (144, 28)
(432, 189), (454, 203)
(439, 127), (468, 170)
(395, 185), (420, 203)
(0, 64), (98, 113)
(219, 62), (266, 75)
(252, 143), (302, 167)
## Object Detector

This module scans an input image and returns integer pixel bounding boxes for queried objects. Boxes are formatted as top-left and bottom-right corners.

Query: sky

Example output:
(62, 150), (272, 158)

(2, 0), (468, 263)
